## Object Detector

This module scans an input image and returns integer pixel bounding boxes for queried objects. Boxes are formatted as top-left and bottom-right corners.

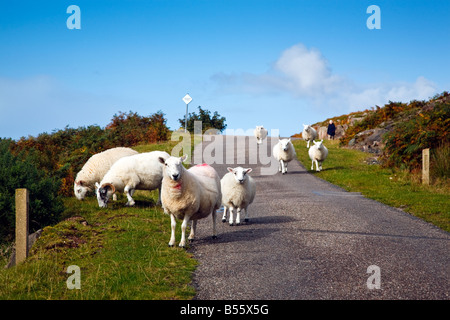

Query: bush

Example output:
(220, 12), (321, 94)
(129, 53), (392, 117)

(382, 100), (450, 170)
(10, 111), (170, 196)
(178, 106), (227, 133)
(0, 139), (64, 243)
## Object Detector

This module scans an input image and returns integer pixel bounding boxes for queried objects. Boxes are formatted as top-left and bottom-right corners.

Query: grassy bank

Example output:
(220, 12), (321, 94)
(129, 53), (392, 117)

(293, 139), (449, 232)
(0, 142), (197, 300)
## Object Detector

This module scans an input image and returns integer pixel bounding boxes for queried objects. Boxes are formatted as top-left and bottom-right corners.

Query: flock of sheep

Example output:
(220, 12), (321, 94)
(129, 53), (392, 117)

(73, 125), (328, 247)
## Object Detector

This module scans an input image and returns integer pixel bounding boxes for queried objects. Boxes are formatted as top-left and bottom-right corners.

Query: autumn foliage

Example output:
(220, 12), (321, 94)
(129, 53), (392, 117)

(9, 111), (170, 196)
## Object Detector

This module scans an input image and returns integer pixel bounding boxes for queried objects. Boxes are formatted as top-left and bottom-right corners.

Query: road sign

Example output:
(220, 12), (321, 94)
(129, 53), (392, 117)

(183, 94), (192, 105)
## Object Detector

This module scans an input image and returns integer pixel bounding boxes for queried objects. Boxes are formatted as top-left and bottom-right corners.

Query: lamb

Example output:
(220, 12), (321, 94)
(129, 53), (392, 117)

(158, 155), (222, 248)
(220, 167), (256, 226)
(95, 150), (170, 208)
(308, 140), (328, 172)
(302, 124), (318, 148)
(272, 137), (297, 174)
(74, 147), (138, 200)
(254, 125), (268, 144)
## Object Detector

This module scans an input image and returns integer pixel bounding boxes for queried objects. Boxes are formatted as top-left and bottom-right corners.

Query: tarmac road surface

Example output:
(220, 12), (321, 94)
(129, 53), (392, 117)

(187, 135), (449, 300)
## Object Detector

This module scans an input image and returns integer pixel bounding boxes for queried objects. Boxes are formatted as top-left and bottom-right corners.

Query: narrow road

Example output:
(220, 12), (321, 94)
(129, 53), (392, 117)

(189, 135), (449, 299)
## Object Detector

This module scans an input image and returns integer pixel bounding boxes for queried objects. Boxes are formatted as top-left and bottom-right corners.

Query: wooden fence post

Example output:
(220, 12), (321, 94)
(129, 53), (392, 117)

(15, 188), (29, 265)
(422, 148), (430, 185)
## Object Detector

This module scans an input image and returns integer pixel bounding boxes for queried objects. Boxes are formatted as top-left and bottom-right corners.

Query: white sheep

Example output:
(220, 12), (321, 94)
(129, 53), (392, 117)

(254, 125), (268, 144)
(308, 140), (328, 171)
(158, 155), (222, 248)
(302, 124), (318, 148)
(221, 167), (256, 226)
(74, 147), (138, 200)
(95, 150), (170, 208)
(273, 137), (297, 174)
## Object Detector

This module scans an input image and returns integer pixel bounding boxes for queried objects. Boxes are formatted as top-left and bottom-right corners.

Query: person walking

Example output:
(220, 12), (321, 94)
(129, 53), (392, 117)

(327, 120), (336, 140)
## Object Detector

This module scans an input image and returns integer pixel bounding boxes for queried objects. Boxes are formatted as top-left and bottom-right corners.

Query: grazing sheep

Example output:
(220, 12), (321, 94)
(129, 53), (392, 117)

(273, 137), (297, 174)
(95, 151), (170, 208)
(254, 125), (268, 144)
(159, 155), (222, 248)
(302, 124), (318, 148)
(308, 140), (328, 171)
(74, 147), (138, 200)
(221, 167), (256, 226)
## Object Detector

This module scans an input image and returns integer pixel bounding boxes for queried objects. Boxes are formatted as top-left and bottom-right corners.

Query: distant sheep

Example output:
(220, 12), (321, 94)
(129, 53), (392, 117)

(159, 155), (222, 248)
(74, 147), (138, 200)
(273, 137), (297, 174)
(302, 124), (318, 148)
(254, 126), (268, 144)
(95, 151), (170, 208)
(221, 167), (256, 226)
(308, 140), (328, 171)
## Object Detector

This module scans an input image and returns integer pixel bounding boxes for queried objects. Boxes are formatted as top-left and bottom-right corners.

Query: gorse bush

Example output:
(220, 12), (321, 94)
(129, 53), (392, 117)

(10, 111), (170, 196)
(382, 99), (450, 171)
(0, 139), (64, 243)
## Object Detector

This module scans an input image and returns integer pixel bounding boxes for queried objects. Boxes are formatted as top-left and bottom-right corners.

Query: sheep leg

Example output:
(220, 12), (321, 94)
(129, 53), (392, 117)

(281, 160), (286, 174)
(179, 215), (191, 248)
(311, 160), (315, 171)
(319, 161), (323, 171)
(229, 206), (235, 226)
(244, 208), (249, 223)
(278, 160), (282, 172)
(307, 140), (310, 148)
(156, 188), (162, 206)
(283, 161), (288, 174)
(236, 208), (241, 225)
(211, 209), (217, 239)
(168, 214), (177, 247)
(315, 160), (320, 172)
(124, 185), (136, 206)
(222, 206), (227, 223)
(188, 220), (197, 242)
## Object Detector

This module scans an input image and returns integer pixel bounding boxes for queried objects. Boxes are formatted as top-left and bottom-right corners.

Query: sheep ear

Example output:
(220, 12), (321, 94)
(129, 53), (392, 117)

(245, 168), (252, 174)
(227, 167), (234, 173)
(181, 154), (188, 162)
(95, 182), (100, 189)
(158, 157), (166, 164)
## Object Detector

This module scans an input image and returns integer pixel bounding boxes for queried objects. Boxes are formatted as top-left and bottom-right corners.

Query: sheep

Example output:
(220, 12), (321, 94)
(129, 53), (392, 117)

(272, 137), (297, 174)
(158, 155), (222, 248)
(220, 167), (256, 226)
(254, 125), (268, 144)
(302, 124), (318, 148)
(95, 150), (170, 208)
(74, 147), (138, 200)
(308, 140), (328, 171)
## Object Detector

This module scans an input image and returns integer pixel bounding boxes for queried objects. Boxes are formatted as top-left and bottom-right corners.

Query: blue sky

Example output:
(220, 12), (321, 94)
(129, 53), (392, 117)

(1, 0), (449, 140)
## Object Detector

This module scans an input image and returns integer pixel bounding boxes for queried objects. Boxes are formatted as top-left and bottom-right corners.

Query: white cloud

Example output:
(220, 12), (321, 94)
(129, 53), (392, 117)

(211, 43), (439, 113)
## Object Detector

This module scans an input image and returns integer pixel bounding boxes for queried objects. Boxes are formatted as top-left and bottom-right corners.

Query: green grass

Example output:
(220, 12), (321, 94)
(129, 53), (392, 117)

(293, 139), (450, 232)
(0, 142), (197, 300)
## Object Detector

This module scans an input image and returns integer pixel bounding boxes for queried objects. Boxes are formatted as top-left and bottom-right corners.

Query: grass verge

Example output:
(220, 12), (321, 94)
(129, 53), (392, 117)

(293, 139), (449, 232)
(0, 142), (198, 300)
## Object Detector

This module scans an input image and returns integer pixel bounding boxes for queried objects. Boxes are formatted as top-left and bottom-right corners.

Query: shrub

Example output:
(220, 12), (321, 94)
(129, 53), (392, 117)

(178, 106), (227, 133)
(382, 100), (450, 170)
(0, 139), (64, 243)
(10, 111), (170, 196)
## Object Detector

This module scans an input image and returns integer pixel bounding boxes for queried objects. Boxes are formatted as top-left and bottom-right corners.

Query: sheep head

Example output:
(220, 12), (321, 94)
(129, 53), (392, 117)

(279, 138), (292, 151)
(74, 180), (89, 200)
(313, 140), (324, 149)
(160, 155), (188, 182)
(95, 182), (116, 208)
(228, 167), (252, 184)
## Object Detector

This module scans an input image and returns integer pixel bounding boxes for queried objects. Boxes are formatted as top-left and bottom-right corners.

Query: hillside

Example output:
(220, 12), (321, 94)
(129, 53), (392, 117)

(293, 91), (450, 176)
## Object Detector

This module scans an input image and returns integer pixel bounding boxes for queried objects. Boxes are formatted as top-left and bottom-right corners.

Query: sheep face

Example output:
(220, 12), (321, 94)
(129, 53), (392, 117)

(303, 124), (312, 133)
(227, 167), (252, 184)
(313, 140), (324, 149)
(279, 138), (292, 151)
(95, 182), (115, 208)
(160, 155), (188, 182)
(74, 180), (89, 200)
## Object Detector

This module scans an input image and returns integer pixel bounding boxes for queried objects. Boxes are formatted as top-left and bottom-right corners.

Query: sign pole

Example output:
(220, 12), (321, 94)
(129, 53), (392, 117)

(182, 94), (193, 133)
